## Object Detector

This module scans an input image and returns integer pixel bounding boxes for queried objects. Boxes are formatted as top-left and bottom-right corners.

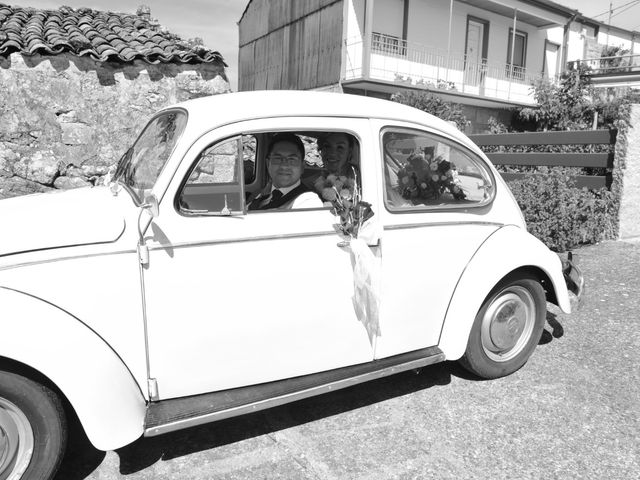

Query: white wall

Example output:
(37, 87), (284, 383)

(347, 0), (366, 40)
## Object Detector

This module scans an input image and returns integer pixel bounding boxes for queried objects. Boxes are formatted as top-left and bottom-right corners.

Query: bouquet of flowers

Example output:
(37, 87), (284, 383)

(314, 171), (374, 239)
(397, 151), (466, 202)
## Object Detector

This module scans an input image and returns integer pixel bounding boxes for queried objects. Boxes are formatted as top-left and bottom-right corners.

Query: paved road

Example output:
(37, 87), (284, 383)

(56, 240), (640, 479)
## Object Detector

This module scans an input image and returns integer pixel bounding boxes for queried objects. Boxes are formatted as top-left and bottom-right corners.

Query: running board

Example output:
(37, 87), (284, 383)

(144, 346), (444, 437)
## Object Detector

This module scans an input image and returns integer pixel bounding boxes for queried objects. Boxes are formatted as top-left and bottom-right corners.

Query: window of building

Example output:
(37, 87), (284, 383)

(506, 28), (527, 79)
(372, 32), (406, 56)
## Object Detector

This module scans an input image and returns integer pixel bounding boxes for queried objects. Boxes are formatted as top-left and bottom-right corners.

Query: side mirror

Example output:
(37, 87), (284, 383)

(142, 194), (159, 218)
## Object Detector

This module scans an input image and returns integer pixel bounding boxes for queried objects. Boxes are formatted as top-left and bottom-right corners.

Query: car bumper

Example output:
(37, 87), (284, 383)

(562, 252), (584, 311)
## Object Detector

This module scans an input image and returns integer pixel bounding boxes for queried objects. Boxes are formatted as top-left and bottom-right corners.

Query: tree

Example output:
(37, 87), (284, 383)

(518, 63), (594, 131)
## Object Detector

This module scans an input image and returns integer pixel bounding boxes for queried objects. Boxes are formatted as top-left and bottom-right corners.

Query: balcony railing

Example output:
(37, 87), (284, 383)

(345, 33), (540, 104)
(568, 54), (640, 76)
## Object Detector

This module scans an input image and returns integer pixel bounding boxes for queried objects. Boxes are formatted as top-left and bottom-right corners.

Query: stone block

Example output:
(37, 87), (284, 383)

(0, 144), (18, 174)
(53, 175), (91, 190)
(13, 150), (62, 185)
(61, 123), (93, 145)
(57, 110), (78, 123)
(81, 164), (109, 177)
(0, 174), (53, 199)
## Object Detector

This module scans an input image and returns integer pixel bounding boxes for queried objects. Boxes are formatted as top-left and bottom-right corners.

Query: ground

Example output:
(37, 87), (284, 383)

(56, 240), (640, 479)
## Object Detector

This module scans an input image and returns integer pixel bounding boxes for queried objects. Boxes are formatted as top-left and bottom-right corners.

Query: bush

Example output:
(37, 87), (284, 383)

(390, 91), (469, 130)
(507, 168), (617, 252)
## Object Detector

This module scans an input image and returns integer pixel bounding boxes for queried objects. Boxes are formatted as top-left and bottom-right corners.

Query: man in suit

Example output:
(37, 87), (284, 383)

(248, 133), (322, 210)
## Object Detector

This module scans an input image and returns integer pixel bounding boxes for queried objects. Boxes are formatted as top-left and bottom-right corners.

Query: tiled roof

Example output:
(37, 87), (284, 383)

(0, 3), (226, 65)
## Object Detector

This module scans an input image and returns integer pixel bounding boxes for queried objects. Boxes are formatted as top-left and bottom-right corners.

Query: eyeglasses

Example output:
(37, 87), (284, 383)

(269, 155), (301, 166)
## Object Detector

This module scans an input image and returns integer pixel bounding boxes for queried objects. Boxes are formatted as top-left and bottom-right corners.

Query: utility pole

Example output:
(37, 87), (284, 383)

(606, 1), (612, 48)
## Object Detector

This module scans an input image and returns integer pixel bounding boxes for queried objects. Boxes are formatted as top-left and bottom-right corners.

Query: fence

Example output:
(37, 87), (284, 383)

(468, 129), (617, 189)
(568, 53), (640, 76)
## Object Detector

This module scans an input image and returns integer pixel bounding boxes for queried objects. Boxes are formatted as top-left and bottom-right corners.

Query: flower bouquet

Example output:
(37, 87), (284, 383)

(314, 171), (374, 239)
(397, 151), (466, 202)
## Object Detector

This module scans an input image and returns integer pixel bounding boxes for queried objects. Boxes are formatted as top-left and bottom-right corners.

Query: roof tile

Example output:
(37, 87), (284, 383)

(0, 2), (226, 66)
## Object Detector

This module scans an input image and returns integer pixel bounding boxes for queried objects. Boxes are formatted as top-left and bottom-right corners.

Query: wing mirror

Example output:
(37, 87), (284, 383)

(142, 194), (159, 218)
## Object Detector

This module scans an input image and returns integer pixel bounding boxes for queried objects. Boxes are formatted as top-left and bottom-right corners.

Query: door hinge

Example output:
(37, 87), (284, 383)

(138, 244), (149, 266)
(148, 378), (159, 401)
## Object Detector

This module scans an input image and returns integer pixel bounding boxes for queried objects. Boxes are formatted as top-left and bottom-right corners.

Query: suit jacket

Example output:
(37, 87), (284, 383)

(248, 182), (317, 211)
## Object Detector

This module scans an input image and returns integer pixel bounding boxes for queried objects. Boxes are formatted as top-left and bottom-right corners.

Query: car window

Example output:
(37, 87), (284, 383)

(382, 129), (494, 211)
(178, 135), (254, 215)
(114, 110), (187, 204)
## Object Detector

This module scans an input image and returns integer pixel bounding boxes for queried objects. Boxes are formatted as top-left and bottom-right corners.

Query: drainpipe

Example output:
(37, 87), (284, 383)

(560, 13), (578, 75)
(446, 0), (453, 82)
(362, 0), (375, 81)
(507, 9), (517, 100)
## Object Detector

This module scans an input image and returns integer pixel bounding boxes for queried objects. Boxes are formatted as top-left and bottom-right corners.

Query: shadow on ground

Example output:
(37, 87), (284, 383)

(56, 314), (564, 478)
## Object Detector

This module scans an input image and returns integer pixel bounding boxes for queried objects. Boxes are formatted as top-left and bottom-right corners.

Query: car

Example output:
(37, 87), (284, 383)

(0, 91), (583, 479)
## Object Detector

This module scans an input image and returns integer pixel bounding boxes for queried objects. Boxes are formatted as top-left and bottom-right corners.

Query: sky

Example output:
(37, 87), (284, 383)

(13, 1), (640, 91)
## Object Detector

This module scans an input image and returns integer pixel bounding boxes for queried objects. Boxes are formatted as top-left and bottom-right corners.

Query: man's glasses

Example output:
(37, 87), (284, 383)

(269, 155), (301, 166)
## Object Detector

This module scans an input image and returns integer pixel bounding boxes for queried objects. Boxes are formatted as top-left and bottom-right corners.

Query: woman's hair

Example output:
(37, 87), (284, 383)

(267, 133), (305, 158)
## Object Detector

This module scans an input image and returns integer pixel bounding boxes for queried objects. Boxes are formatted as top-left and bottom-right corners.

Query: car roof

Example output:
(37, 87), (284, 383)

(169, 90), (472, 148)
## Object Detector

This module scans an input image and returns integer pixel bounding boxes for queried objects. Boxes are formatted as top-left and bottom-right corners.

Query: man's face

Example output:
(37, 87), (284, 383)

(320, 133), (351, 174)
(267, 141), (303, 188)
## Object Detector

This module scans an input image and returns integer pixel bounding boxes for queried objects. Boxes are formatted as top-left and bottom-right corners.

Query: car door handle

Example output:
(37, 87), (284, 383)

(336, 239), (381, 248)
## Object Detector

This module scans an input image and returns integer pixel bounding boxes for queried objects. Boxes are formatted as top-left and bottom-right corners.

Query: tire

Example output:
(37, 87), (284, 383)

(0, 371), (67, 480)
(459, 273), (546, 379)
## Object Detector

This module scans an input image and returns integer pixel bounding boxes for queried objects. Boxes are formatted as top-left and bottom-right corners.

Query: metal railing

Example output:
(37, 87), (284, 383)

(568, 53), (640, 75)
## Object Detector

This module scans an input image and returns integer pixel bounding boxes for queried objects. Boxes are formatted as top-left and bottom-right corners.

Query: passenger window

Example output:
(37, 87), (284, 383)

(178, 135), (255, 215)
(382, 130), (494, 211)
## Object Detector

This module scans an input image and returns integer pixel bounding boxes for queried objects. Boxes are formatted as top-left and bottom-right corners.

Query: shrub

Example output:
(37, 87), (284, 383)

(390, 91), (469, 130)
(507, 167), (617, 252)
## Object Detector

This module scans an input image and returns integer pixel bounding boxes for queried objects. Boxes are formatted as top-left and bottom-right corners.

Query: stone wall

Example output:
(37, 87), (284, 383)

(616, 104), (640, 240)
(0, 52), (229, 199)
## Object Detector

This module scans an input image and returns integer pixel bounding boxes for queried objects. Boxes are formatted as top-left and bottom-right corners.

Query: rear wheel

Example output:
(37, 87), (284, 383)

(460, 274), (546, 379)
(0, 371), (66, 480)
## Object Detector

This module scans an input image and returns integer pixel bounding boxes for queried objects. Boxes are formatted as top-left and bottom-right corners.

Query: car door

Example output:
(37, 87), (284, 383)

(142, 117), (377, 400)
(370, 120), (500, 359)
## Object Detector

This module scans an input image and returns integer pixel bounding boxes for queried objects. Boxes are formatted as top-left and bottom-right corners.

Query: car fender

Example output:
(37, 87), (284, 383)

(0, 286), (146, 451)
(438, 225), (570, 361)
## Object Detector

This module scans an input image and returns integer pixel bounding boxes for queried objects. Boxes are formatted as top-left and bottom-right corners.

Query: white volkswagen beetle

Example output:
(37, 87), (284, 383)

(0, 91), (582, 479)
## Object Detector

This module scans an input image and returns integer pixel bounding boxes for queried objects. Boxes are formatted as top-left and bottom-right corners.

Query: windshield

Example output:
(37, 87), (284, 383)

(113, 110), (188, 203)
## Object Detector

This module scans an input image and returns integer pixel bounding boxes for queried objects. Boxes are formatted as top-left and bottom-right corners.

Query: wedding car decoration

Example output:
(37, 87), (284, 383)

(397, 151), (466, 202)
(314, 172), (374, 239)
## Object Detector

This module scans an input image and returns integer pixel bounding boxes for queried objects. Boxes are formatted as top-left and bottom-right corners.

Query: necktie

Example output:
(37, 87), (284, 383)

(261, 189), (283, 209)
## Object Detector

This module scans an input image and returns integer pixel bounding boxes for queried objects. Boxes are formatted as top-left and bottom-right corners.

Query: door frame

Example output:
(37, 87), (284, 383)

(542, 40), (561, 79)
(464, 16), (490, 87)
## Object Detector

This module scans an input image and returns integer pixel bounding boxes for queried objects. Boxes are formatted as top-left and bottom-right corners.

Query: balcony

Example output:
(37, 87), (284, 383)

(344, 33), (541, 105)
(568, 54), (640, 88)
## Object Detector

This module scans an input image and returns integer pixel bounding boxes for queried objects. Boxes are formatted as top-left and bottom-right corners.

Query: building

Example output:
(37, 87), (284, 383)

(0, 3), (229, 198)
(238, 0), (639, 132)
(563, 17), (640, 90)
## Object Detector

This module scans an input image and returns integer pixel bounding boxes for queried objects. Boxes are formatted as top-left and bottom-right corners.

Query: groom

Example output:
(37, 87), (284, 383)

(248, 133), (322, 211)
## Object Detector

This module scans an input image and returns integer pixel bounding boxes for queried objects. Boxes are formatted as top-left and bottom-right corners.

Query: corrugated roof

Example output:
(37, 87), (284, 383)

(0, 3), (227, 65)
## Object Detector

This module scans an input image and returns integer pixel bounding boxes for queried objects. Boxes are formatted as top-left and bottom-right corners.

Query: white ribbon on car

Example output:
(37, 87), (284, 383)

(349, 221), (382, 348)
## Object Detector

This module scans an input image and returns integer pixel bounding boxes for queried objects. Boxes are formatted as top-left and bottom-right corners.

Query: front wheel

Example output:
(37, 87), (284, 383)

(0, 371), (67, 480)
(459, 274), (546, 379)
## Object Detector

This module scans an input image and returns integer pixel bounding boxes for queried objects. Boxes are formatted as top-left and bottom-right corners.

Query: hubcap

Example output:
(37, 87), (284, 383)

(480, 286), (536, 362)
(0, 398), (34, 480)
